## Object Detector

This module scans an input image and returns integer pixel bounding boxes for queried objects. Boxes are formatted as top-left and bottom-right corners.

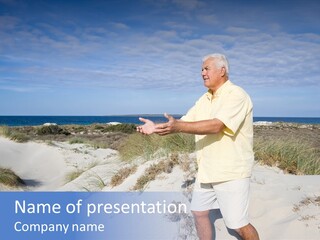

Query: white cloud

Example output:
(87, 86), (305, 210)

(164, 21), (194, 31)
(110, 22), (130, 30)
(1, 5), (319, 96)
(1, 26), (319, 92)
(226, 26), (259, 34)
(154, 30), (178, 39)
(196, 14), (218, 25)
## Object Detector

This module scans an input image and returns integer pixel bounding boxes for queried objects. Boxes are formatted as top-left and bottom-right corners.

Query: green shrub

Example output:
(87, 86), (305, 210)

(72, 126), (85, 133)
(93, 124), (104, 130)
(103, 124), (137, 134)
(37, 125), (70, 135)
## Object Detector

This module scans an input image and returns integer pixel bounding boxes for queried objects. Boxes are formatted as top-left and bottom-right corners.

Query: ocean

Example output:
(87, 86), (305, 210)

(0, 115), (319, 127)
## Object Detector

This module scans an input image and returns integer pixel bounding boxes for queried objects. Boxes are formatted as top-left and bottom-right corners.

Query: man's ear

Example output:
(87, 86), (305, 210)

(220, 67), (226, 77)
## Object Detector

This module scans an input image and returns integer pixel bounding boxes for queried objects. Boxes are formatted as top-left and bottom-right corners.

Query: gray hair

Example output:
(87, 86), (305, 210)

(202, 53), (229, 76)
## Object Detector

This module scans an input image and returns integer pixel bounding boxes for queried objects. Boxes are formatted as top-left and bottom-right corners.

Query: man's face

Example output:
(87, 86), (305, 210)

(201, 58), (225, 91)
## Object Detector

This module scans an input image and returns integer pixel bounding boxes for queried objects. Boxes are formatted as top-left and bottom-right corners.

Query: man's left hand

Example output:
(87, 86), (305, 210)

(154, 113), (179, 135)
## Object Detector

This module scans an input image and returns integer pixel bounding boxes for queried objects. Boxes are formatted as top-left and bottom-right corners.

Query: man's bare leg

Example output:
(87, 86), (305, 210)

(235, 223), (259, 240)
(192, 210), (212, 240)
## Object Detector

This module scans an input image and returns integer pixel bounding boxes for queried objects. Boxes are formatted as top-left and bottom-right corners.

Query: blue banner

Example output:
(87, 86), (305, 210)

(0, 192), (192, 240)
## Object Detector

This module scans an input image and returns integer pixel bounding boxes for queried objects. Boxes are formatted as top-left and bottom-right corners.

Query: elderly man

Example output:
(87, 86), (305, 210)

(137, 54), (259, 240)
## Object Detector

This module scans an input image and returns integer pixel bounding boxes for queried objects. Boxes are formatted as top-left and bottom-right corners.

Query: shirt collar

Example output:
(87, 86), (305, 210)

(206, 80), (232, 100)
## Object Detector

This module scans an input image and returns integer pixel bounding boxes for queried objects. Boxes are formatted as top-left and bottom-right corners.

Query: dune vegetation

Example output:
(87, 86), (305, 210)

(0, 168), (25, 187)
(254, 136), (320, 175)
(1, 123), (319, 176)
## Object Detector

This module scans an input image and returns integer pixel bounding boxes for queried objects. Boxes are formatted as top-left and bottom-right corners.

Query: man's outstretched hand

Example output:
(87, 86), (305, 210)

(153, 113), (178, 135)
(136, 117), (156, 135)
(137, 113), (179, 136)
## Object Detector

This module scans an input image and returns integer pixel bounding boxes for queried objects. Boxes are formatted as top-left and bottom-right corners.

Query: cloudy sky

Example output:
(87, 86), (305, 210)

(0, 0), (319, 117)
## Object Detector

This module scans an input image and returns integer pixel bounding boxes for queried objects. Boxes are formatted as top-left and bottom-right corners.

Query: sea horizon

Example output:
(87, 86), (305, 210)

(0, 115), (320, 126)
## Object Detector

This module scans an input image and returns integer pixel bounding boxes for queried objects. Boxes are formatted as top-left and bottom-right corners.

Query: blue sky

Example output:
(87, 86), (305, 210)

(0, 0), (319, 117)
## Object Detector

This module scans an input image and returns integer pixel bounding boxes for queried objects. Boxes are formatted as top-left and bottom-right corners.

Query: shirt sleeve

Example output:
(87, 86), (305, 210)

(181, 105), (196, 122)
(215, 88), (252, 136)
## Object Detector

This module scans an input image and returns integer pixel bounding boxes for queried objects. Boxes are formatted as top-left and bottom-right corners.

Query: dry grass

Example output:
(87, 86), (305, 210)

(109, 165), (138, 187)
(179, 153), (196, 172)
(132, 154), (180, 190)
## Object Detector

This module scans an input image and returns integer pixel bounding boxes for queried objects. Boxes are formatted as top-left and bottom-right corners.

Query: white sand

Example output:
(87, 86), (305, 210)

(0, 137), (66, 190)
(0, 137), (122, 191)
(0, 136), (319, 239)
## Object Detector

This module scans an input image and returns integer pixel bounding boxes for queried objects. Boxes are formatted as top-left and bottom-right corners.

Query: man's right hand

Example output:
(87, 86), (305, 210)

(136, 117), (156, 135)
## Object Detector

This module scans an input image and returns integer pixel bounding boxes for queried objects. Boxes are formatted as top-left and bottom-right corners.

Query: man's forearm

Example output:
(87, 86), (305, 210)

(175, 119), (225, 135)
(152, 114), (225, 136)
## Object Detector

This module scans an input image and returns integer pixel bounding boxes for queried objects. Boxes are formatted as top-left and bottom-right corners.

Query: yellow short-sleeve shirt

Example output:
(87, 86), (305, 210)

(182, 80), (254, 183)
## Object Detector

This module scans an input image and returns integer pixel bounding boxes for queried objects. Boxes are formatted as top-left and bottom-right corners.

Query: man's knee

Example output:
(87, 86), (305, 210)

(192, 210), (210, 218)
(234, 223), (259, 240)
(192, 210), (210, 222)
(234, 223), (249, 235)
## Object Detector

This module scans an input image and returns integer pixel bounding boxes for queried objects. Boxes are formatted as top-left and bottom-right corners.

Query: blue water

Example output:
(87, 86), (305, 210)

(0, 115), (319, 126)
(0, 115), (180, 127)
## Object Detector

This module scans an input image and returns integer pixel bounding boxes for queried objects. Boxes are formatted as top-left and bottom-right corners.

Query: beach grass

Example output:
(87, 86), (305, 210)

(86, 171), (107, 189)
(118, 128), (319, 175)
(0, 126), (29, 142)
(254, 136), (320, 175)
(2, 123), (319, 176)
(65, 161), (101, 183)
(65, 169), (85, 183)
(118, 133), (195, 161)
(69, 137), (87, 144)
(0, 126), (10, 136)
(0, 168), (25, 187)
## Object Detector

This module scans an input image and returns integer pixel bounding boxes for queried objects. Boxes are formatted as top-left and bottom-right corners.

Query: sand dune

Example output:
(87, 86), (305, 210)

(0, 137), (66, 190)
(0, 136), (319, 239)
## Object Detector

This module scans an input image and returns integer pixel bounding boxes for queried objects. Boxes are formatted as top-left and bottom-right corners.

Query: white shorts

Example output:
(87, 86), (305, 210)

(190, 178), (250, 229)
